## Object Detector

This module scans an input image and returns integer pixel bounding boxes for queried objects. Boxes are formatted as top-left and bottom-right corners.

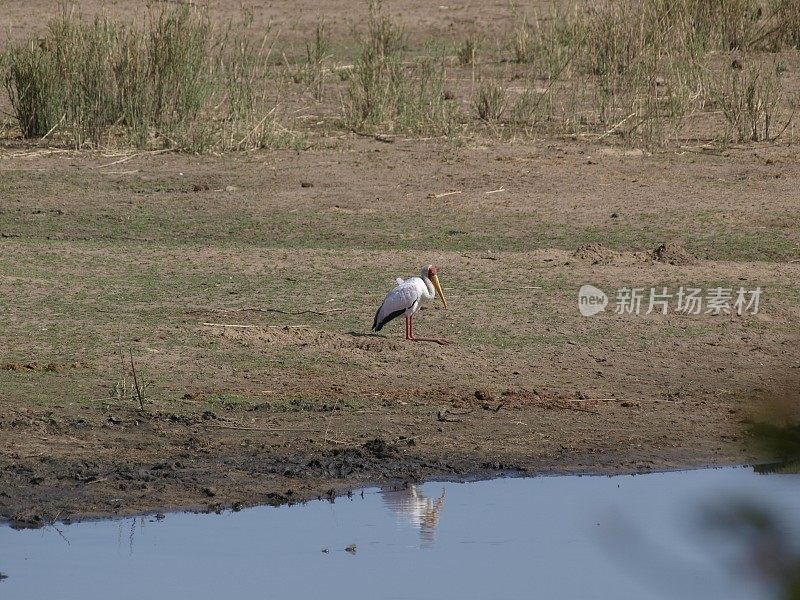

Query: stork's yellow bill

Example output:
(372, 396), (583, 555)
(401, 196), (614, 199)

(430, 273), (448, 310)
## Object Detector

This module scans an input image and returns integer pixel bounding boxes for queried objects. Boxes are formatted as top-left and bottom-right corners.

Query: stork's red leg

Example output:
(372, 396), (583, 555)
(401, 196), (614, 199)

(406, 313), (451, 345)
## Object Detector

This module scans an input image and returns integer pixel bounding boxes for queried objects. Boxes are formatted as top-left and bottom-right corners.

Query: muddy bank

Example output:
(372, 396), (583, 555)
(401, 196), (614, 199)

(1, 389), (757, 528)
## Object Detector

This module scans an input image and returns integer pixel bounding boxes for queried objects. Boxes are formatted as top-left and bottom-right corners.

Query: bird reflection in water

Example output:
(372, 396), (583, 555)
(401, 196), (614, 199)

(381, 484), (446, 547)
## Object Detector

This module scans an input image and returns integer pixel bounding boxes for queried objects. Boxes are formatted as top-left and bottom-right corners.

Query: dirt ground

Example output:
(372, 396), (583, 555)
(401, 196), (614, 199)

(0, 0), (543, 45)
(1, 1), (799, 528)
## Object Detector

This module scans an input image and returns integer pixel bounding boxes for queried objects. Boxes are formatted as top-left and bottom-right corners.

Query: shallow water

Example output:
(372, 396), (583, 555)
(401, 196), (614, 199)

(2, 467), (799, 600)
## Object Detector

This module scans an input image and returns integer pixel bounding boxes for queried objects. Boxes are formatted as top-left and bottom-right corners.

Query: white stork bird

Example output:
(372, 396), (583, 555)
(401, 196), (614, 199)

(371, 264), (450, 345)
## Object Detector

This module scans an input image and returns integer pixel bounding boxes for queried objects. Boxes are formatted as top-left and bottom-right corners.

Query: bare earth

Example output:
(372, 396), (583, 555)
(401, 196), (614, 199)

(0, 1), (799, 528)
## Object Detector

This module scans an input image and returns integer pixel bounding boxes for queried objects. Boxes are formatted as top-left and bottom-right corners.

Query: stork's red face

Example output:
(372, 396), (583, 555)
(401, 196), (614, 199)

(427, 265), (438, 278)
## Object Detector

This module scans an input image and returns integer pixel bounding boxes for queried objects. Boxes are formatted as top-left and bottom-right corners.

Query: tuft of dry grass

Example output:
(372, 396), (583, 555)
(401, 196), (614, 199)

(456, 36), (480, 66)
(306, 22), (331, 100)
(473, 82), (506, 122)
(2, 6), (298, 151)
(5, 0), (800, 151)
(340, 0), (457, 135)
(497, 0), (800, 147)
(713, 61), (791, 142)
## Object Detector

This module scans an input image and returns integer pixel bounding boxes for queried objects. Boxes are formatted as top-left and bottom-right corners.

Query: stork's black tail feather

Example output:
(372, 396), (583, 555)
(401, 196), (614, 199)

(373, 307), (405, 332)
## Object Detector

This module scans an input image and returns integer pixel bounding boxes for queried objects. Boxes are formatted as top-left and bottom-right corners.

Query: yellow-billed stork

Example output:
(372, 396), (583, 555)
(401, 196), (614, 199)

(371, 264), (450, 345)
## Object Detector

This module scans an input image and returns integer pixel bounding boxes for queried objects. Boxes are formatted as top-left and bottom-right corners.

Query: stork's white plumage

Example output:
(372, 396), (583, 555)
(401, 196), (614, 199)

(372, 264), (450, 345)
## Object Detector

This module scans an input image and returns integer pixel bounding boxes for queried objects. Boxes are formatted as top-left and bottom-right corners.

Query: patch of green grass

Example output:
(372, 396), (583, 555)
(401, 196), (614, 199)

(696, 228), (798, 262)
(2, 182), (795, 262)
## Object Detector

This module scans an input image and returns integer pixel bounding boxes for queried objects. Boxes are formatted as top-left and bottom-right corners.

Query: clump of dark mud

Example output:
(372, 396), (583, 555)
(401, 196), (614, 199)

(274, 438), (433, 480)
(651, 243), (697, 265)
(362, 438), (399, 459)
(572, 243), (617, 265)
